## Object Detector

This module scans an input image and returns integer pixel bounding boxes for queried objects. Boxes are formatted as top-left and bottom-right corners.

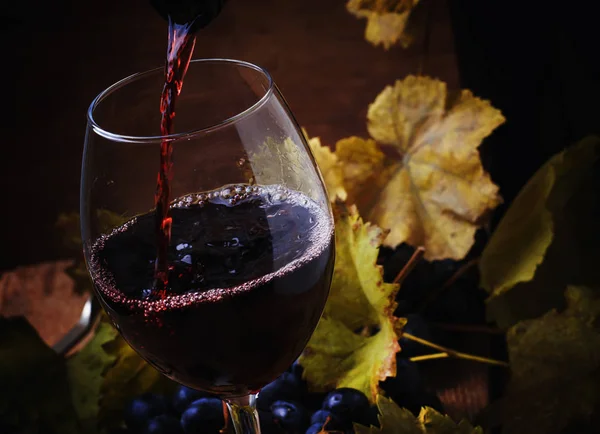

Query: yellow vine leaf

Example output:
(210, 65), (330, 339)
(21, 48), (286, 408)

(336, 136), (385, 209)
(329, 76), (503, 260)
(347, 0), (420, 50)
(307, 135), (347, 201)
(299, 203), (403, 403)
(354, 395), (484, 433)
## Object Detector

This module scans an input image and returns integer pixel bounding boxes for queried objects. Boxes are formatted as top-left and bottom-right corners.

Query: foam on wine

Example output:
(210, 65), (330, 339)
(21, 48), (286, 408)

(90, 185), (333, 315)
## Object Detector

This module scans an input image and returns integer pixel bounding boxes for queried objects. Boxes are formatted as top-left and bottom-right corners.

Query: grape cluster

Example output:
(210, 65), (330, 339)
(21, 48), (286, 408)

(116, 358), (442, 433)
(116, 387), (223, 434)
(380, 242), (486, 326)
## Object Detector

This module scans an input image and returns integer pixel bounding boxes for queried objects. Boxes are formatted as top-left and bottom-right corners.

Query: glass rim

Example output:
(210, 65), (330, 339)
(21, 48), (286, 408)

(87, 58), (274, 144)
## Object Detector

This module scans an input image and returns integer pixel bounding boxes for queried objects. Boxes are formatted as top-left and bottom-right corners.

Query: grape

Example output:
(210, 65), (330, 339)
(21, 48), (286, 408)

(304, 391), (328, 412)
(322, 388), (369, 420)
(381, 362), (444, 417)
(425, 280), (486, 324)
(395, 299), (414, 317)
(400, 314), (433, 357)
(181, 398), (225, 434)
(257, 372), (305, 410)
(379, 244), (415, 283)
(420, 392), (444, 413)
(271, 400), (309, 433)
(288, 359), (304, 381)
(310, 409), (334, 425)
(143, 414), (183, 434)
(258, 409), (283, 434)
(172, 385), (210, 414)
(380, 243), (460, 311)
(380, 359), (424, 415)
(123, 393), (168, 431)
(357, 405), (380, 428)
(306, 423), (324, 434)
(310, 408), (348, 430)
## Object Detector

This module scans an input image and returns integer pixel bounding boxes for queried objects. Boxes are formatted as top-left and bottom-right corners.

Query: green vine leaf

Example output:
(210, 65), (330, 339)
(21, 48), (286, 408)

(66, 321), (119, 432)
(490, 286), (600, 434)
(480, 136), (600, 328)
(0, 317), (82, 434)
(354, 395), (483, 433)
(98, 331), (175, 429)
(300, 203), (403, 403)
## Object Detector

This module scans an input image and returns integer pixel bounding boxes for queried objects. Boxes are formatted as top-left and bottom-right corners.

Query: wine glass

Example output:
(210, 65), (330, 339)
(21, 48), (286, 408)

(80, 59), (335, 433)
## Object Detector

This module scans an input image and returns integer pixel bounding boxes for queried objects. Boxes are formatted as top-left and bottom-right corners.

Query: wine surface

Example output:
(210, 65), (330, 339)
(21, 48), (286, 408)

(89, 185), (334, 396)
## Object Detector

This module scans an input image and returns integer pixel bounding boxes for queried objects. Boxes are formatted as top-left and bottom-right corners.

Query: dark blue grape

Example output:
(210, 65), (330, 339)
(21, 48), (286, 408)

(271, 401), (309, 433)
(354, 405), (379, 428)
(399, 391), (444, 416)
(143, 414), (183, 434)
(399, 314), (433, 357)
(172, 385), (209, 414)
(381, 364), (443, 417)
(380, 359), (424, 416)
(322, 388), (369, 420)
(257, 372), (305, 410)
(380, 244), (415, 283)
(304, 391), (328, 412)
(395, 299), (414, 317)
(310, 409), (347, 430)
(123, 393), (168, 431)
(420, 392), (444, 413)
(288, 359), (304, 381)
(181, 398), (224, 434)
(425, 280), (486, 324)
(258, 409), (283, 434)
(306, 423), (324, 434)
(380, 243), (461, 310)
(310, 409), (332, 425)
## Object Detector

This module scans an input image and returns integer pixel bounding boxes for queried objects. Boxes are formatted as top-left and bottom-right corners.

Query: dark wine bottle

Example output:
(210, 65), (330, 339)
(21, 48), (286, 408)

(150, 0), (227, 31)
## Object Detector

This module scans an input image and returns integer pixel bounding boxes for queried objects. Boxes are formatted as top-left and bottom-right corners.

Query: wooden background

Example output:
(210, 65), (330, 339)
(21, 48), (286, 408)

(3, 0), (458, 270)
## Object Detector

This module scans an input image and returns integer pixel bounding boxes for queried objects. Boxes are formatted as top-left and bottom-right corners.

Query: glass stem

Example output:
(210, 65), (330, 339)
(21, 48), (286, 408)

(226, 394), (261, 434)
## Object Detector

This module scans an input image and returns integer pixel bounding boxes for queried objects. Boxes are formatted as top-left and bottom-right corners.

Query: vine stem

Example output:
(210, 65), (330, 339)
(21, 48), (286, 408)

(393, 246), (426, 284)
(402, 332), (509, 367)
(409, 352), (449, 362)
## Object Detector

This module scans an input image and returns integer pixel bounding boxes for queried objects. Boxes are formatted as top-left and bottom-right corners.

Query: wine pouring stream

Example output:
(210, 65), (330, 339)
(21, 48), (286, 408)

(154, 2), (272, 433)
(151, 0), (227, 295)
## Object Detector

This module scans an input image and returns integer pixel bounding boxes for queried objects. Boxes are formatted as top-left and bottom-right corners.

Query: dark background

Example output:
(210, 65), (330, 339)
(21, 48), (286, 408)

(3, 0), (599, 271)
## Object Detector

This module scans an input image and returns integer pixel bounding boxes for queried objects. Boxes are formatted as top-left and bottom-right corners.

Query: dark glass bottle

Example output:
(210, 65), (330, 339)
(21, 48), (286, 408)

(150, 0), (226, 31)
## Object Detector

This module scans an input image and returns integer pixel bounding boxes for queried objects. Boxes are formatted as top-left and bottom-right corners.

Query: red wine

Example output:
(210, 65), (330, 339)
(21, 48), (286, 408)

(153, 1), (227, 295)
(89, 185), (334, 397)
(154, 21), (196, 297)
